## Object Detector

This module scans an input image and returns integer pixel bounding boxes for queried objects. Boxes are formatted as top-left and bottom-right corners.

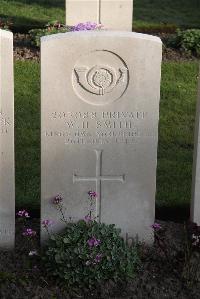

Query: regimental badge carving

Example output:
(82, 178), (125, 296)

(74, 65), (128, 96)
(72, 50), (129, 106)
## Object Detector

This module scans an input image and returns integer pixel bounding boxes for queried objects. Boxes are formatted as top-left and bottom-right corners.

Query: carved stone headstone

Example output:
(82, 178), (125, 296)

(0, 29), (15, 249)
(41, 31), (162, 243)
(191, 68), (200, 225)
(66, 0), (133, 31)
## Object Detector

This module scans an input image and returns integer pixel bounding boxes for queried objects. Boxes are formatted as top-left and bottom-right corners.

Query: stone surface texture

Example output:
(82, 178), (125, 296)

(0, 29), (15, 249)
(66, 0), (133, 31)
(41, 31), (162, 243)
(191, 69), (200, 225)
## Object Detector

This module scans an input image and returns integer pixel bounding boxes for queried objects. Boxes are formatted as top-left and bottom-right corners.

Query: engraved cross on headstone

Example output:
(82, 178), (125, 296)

(73, 149), (125, 221)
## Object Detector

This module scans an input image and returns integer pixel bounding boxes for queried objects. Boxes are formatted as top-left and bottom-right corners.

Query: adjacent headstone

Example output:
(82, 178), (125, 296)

(41, 31), (162, 244)
(100, 0), (133, 31)
(0, 29), (15, 249)
(191, 68), (200, 225)
(66, 0), (98, 25)
(66, 0), (133, 31)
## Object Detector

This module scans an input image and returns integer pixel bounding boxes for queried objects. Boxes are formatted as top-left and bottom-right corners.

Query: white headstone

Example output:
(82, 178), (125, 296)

(41, 31), (162, 244)
(66, 0), (133, 31)
(0, 29), (15, 249)
(191, 68), (200, 225)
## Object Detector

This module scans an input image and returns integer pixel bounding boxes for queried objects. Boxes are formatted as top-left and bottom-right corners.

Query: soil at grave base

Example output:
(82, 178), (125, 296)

(13, 33), (198, 63)
(0, 219), (200, 299)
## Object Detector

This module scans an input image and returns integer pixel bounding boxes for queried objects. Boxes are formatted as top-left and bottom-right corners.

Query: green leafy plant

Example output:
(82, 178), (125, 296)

(0, 272), (16, 284)
(0, 18), (12, 30)
(166, 29), (200, 56)
(42, 193), (139, 293)
(43, 220), (139, 292)
(29, 21), (71, 47)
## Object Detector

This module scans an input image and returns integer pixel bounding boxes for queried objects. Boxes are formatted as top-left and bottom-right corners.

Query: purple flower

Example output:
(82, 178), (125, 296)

(94, 253), (103, 264)
(16, 210), (30, 218)
(72, 22), (101, 32)
(84, 214), (92, 223)
(151, 222), (162, 230)
(87, 237), (101, 247)
(42, 219), (54, 228)
(22, 228), (36, 237)
(53, 194), (63, 205)
(88, 191), (97, 198)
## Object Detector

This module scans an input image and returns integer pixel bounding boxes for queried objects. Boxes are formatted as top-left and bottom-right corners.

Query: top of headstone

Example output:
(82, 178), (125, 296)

(0, 29), (13, 39)
(41, 31), (162, 44)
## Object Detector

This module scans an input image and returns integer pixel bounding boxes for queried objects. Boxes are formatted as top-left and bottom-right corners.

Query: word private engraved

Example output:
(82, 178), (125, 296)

(73, 50), (129, 106)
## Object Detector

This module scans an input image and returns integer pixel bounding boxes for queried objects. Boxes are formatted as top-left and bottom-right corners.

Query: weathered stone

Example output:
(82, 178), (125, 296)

(66, 0), (98, 25)
(41, 31), (162, 244)
(100, 0), (133, 31)
(66, 0), (133, 31)
(191, 68), (200, 225)
(0, 29), (15, 249)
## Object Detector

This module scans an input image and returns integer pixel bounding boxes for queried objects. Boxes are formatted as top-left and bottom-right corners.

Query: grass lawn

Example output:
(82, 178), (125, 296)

(14, 60), (199, 210)
(0, 0), (200, 32)
(0, 0), (65, 32)
(134, 0), (200, 29)
(15, 61), (40, 209)
(158, 62), (199, 208)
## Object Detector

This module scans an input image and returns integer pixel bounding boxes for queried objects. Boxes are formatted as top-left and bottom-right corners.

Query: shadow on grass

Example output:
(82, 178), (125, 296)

(0, 14), (46, 32)
(156, 204), (190, 222)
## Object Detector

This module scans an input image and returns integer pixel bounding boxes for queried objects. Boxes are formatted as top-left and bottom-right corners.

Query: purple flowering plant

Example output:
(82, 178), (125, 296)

(84, 214), (93, 223)
(53, 193), (63, 205)
(42, 191), (139, 292)
(16, 209), (31, 228)
(88, 190), (97, 198)
(84, 190), (98, 223)
(22, 228), (37, 237)
(151, 222), (162, 230)
(29, 21), (103, 47)
(41, 219), (55, 238)
(71, 21), (102, 31)
(42, 219), (54, 228)
(51, 193), (68, 224)
(16, 209), (39, 260)
(87, 236), (101, 247)
(16, 210), (30, 218)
